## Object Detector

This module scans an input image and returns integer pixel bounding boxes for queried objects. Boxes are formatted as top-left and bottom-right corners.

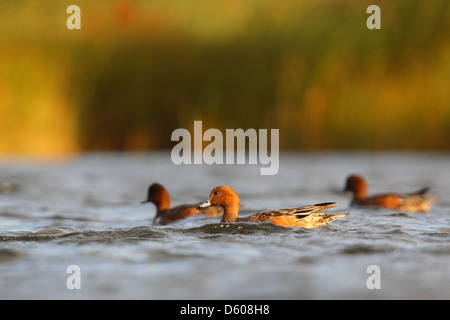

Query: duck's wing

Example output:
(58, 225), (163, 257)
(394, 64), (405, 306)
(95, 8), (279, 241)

(247, 202), (338, 222)
(404, 187), (430, 197)
(245, 202), (348, 228)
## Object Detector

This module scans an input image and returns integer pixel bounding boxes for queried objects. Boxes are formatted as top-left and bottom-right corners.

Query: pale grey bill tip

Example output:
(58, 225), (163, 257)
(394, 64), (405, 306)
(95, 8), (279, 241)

(197, 200), (211, 209)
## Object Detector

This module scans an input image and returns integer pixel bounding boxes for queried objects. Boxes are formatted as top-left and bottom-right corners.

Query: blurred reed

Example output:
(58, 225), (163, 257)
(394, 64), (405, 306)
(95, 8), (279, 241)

(1, 0), (450, 158)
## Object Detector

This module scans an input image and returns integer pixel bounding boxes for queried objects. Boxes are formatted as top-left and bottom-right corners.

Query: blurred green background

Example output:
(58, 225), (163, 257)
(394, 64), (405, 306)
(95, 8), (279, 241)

(1, 0), (450, 158)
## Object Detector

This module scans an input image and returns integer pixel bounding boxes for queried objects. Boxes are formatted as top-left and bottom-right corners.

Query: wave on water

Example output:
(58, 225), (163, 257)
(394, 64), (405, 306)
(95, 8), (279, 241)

(0, 221), (314, 243)
(0, 226), (166, 243)
(175, 222), (301, 235)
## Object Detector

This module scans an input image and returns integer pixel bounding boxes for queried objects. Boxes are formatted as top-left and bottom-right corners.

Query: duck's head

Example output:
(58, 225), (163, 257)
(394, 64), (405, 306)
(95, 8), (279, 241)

(343, 174), (367, 198)
(197, 186), (240, 222)
(141, 183), (171, 210)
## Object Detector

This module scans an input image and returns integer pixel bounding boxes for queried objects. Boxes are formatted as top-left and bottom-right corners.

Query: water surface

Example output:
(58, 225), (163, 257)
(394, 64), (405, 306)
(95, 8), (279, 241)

(0, 152), (449, 299)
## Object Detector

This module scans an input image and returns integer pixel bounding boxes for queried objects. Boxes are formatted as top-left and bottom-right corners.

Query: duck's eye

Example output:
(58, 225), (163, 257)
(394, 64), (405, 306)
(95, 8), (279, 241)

(213, 191), (219, 195)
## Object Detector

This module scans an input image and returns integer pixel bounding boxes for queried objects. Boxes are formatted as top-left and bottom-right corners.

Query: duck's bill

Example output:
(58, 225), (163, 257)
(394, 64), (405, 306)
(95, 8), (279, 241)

(197, 200), (211, 210)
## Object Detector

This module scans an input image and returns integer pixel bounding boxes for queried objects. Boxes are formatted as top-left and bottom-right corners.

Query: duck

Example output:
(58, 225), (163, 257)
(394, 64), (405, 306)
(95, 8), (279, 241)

(141, 183), (223, 225)
(342, 174), (437, 213)
(197, 185), (348, 228)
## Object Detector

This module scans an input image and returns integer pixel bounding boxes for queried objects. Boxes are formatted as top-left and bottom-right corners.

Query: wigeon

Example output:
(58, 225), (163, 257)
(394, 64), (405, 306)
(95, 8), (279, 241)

(343, 174), (437, 213)
(141, 183), (223, 225)
(197, 185), (348, 228)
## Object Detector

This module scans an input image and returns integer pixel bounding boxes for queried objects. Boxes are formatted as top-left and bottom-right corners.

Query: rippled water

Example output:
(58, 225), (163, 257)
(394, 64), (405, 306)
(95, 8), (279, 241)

(0, 152), (449, 299)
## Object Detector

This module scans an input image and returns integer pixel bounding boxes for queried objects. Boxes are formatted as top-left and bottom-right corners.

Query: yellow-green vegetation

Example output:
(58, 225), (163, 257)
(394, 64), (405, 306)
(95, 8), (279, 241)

(1, 0), (450, 157)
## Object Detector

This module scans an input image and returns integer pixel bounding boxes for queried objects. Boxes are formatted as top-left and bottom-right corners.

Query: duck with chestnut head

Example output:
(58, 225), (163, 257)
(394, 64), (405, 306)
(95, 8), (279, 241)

(142, 183), (223, 225)
(198, 185), (348, 228)
(342, 174), (437, 213)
